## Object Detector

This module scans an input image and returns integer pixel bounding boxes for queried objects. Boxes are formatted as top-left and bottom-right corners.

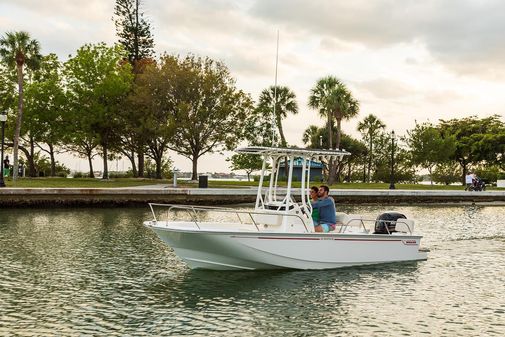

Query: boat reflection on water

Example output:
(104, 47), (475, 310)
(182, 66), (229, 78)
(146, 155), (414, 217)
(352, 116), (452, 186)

(146, 260), (423, 305)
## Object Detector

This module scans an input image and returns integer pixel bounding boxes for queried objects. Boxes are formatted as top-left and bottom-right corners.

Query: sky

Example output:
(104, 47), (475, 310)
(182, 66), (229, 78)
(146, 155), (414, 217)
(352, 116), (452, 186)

(1, 0), (505, 174)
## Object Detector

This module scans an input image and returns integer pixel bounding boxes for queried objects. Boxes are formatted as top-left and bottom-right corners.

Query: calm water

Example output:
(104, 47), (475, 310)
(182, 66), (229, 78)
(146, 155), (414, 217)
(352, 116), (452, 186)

(0, 205), (504, 336)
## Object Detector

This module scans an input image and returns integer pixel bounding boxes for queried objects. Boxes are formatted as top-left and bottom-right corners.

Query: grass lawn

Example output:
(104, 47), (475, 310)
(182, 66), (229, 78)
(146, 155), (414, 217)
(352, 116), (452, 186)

(2, 177), (502, 190)
(207, 180), (501, 190)
(2, 177), (173, 188)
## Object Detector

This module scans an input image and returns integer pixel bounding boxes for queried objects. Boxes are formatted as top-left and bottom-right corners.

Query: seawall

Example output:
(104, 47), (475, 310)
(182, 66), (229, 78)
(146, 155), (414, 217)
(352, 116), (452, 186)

(0, 187), (504, 207)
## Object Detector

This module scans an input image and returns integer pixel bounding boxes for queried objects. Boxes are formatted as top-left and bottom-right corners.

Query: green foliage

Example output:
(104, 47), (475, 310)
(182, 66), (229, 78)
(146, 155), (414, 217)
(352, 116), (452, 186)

(154, 54), (253, 180)
(432, 162), (461, 185)
(438, 115), (504, 182)
(357, 114), (386, 182)
(405, 122), (456, 176)
(64, 43), (133, 179)
(0, 31), (42, 180)
(35, 156), (70, 177)
(227, 153), (264, 181)
(144, 157), (173, 179)
(473, 166), (501, 183)
(308, 76), (359, 150)
(108, 171), (134, 178)
(256, 85), (298, 147)
(114, 0), (154, 65)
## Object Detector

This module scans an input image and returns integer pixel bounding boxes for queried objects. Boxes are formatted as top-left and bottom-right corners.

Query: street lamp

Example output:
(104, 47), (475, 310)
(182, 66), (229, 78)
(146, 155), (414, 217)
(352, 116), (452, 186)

(389, 130), (396, 190)
(0, 111), (7, 188)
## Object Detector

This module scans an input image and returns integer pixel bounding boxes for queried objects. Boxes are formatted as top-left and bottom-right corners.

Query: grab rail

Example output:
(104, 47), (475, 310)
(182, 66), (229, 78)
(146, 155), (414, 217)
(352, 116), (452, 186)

(340, 217), (413, 235)
(148, 203), (310, 232)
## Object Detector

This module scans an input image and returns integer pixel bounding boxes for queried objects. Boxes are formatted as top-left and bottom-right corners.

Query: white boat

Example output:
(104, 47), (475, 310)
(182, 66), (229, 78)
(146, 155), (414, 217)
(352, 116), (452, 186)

(144, 146), (427, 270)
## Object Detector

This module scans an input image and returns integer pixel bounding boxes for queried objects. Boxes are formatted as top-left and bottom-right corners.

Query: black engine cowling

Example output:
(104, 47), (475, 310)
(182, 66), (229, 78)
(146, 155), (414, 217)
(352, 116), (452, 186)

(374, 212), (407, 234)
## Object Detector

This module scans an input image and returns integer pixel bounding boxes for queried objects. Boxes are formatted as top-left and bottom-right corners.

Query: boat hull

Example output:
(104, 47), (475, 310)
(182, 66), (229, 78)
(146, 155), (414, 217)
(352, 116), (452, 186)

(147, 223), (427, 270)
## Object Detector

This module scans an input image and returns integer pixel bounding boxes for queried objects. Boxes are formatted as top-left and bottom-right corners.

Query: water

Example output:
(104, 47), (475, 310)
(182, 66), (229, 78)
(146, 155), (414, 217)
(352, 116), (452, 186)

(1, 205), (504, 336)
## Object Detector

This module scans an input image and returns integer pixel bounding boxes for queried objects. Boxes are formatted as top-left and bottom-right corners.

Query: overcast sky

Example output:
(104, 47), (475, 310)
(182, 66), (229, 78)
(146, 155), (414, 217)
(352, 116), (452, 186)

(1, 0), (504, 174)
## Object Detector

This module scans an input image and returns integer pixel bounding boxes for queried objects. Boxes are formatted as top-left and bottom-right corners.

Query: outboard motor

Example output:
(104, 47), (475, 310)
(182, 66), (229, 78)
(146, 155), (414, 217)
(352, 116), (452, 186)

(374, 212), (407, 234)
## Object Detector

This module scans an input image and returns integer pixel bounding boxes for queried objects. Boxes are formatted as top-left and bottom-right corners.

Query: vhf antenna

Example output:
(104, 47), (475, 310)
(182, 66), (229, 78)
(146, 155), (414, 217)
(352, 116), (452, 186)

(272, 30), (279, 147)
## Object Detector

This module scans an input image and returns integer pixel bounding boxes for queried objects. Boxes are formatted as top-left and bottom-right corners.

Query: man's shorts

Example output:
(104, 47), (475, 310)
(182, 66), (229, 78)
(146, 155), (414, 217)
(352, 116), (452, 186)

(319, 223), (336, 233)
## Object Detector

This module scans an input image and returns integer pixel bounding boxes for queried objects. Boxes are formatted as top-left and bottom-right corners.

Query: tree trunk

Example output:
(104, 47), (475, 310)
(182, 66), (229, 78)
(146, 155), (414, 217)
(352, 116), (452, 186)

(367, 138), (373, 183)
(137, 149), (144, 177)
(191, 156), (198, 181)
(28, 137), (36, 177)
(327, 159), (337, 185)
(102, 145), (108, 179)
(461, 162), (468, 186)
(428, 166), (433, 185)
(155, 156), (162, 179)
(87, 152), (94, 178)
(13, 64), (24, 181)
(277, 115), (287, 147)
(327, 114), (332, 149)
(129, 150), (137, 177)
(335, 118), (342, 149)
(49, 143), (56, 176)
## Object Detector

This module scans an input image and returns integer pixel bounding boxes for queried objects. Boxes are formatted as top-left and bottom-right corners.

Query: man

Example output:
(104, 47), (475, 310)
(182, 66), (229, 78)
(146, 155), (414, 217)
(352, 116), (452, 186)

(311, 185), (336, 233)
(465, 172), (474, 191)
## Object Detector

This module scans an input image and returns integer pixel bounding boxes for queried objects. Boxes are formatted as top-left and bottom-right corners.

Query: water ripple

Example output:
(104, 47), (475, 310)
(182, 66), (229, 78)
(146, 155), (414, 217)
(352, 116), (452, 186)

(1, 206), (504, 336)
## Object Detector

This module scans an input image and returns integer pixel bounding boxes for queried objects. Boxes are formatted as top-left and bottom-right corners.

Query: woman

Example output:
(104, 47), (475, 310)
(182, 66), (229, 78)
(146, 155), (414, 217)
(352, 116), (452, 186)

(309, 186), (319, 225)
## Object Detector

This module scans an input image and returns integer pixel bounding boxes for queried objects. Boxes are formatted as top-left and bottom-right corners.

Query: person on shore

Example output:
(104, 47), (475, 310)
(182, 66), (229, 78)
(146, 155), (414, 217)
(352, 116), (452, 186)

(465, 172), (474, 191)
(311, 185), (336, 233)
(3, 155), (10, 177)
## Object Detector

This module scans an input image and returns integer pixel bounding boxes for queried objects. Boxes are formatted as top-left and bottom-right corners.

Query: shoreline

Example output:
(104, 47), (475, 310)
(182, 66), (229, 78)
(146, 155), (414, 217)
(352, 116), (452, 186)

(0, 187), (504, 207)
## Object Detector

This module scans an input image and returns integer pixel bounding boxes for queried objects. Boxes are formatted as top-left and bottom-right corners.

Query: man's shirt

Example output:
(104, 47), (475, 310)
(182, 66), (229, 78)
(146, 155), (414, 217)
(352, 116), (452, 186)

(312, 197), (336, 224)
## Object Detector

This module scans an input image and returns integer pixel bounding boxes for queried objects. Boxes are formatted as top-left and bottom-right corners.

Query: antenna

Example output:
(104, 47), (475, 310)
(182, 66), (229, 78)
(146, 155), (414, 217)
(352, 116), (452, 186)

(272, 30), (279, 147)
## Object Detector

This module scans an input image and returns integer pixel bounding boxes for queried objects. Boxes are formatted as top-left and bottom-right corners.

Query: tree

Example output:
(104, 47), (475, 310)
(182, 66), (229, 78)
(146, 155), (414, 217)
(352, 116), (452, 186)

(114, 0), (154, 68)
(308, 76), (359, 150)
(227, 153), (264, 182)
(64, 43), (133, 179)
(114, 0), (155, 177)
(438, 115), (503, 184)
(256, 85), (298, 147)
(23, 54), (67, 176)
(357, 114), (386, 183)
(128, 58), (175, 179)
(0, 31), (41, 180)
(302, 124), (366, 182)
(432, 162), (460, 185)
(405, 122), (456, 185)
(163, 55), (253, 180)
(308, 76), (359, 184)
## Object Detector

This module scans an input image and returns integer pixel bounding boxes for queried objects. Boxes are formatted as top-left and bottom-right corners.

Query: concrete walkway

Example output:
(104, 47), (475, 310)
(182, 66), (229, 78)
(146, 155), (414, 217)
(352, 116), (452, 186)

(0, 187), (504, 207)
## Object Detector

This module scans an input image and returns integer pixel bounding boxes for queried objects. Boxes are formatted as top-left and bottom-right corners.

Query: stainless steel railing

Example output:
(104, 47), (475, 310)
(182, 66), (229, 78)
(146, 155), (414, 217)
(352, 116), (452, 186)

(148, 203), (310, 232)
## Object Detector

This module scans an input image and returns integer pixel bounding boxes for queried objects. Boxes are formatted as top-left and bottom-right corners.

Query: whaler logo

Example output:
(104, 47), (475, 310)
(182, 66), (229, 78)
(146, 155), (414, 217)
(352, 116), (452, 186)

(402, 240), (417, 245)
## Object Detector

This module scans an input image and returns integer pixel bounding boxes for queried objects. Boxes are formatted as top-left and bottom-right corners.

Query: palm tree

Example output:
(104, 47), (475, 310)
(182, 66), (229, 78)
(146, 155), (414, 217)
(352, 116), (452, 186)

(308, 76), (359, 149)
(309, 76), (359, 183)
(257, 85), (298, 147)
(357, 114), (386, 183)
(0, 31), (41, 180)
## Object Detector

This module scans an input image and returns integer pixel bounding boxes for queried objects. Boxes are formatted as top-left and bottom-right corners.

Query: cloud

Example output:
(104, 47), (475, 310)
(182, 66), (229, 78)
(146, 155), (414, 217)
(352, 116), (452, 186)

(250, 0), (505, 78)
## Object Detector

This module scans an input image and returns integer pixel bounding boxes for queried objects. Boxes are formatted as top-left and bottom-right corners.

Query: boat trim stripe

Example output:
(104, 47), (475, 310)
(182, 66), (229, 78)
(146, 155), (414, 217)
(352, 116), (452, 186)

(231, 236), (404, 242)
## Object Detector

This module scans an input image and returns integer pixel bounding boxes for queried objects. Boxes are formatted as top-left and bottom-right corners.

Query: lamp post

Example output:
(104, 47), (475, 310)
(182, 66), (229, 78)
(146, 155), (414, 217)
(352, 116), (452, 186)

(389, 130), (396, 190)
(319, 135), (323, 148)
(0, 111), (7, 187)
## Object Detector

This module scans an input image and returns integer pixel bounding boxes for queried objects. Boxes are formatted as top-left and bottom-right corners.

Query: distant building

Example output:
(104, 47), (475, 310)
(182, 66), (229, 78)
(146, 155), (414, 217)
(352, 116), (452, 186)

(278, 158), (324, 181)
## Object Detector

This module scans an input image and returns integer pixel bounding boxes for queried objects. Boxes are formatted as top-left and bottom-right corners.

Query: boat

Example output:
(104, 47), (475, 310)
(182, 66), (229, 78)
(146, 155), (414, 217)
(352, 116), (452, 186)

(144, 146), (428, 270)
